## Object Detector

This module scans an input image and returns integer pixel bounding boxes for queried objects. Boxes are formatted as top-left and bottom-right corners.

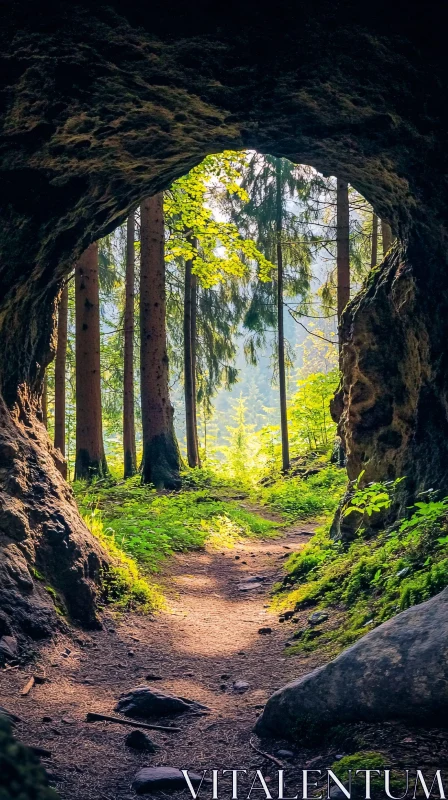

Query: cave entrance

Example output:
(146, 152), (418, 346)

(1, 5), (448, 761)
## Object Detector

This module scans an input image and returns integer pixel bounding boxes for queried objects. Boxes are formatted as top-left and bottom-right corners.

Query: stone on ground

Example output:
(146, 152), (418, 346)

(125, 730), (159, 752)
(308, 611), (328, 625)
(233, 680), (249, 692)
(115, 687), (209, 718)
(256, 588), (448, 739)
(132, 767), (207, 794)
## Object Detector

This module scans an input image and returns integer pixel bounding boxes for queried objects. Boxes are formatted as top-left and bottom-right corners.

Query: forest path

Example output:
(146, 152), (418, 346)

(0, 511), (326, 800)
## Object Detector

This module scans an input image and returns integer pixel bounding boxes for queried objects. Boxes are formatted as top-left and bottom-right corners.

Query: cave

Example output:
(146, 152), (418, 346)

(0, 0), (447, 667)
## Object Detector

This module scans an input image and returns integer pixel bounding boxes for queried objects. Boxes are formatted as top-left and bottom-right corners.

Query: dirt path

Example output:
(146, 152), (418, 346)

(0, 515), (328, 799)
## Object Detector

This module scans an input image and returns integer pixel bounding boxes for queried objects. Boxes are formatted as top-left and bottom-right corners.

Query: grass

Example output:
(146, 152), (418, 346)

(75, 470), (279, 612)
(256, 465), (347, 521)
(272, 491), (448, 657)
(83, 509), (165, 613)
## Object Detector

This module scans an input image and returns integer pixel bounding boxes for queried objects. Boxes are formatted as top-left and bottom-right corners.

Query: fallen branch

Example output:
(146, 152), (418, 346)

(21, 676), (35, 696)
(85, 712), (180, 732)
(249, 737), (285, 769)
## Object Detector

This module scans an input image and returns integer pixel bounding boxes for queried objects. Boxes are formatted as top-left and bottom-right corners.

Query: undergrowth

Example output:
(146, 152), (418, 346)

(257, 464), (346, 521)
(75, 469), (279, 612)
(273, 486), (448, 656)
(83, 510), (165, 613)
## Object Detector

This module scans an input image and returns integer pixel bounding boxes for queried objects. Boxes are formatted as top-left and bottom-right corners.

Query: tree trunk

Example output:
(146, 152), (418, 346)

(191, 271), (201, 464)
(275, 159), (290, 473)
(336, 178), (350, 322)
(382, 219), (393, 255)
(183, 237), (201, 468)
(140, 194), (181, 489)
(74, 242), (108, 480)
(123, 212), (137, 478)
(371, 212), (378, 268)
(42, 372), (48, 428)
(54, 281), (68, 479)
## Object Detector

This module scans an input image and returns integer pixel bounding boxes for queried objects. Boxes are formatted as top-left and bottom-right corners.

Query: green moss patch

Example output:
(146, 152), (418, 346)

(273, 493), (448, 655)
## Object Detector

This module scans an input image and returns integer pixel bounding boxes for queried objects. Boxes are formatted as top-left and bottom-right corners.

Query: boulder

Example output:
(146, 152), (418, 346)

(256, 588), (448, 739)
(132, 767), (208, 794)
(115, 687), (208, 718)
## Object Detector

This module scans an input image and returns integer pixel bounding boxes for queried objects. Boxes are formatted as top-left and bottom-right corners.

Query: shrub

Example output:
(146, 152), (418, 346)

(259, 466), (346, 521)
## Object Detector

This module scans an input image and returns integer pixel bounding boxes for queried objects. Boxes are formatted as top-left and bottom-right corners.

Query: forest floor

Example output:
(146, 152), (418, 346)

(2, 505), (448, 799)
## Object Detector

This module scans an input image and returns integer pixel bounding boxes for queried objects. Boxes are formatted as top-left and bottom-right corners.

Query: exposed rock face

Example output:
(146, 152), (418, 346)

(331, 242), (448, 537)
(256, 588), (448, 739)
(0, 1), (448, 636)
(0, 394), (108, 641)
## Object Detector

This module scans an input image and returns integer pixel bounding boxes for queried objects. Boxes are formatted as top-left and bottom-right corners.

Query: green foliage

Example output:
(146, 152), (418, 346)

(229, 154), (314, 369)
(0, 716), (58, 800)
(329, 751), (405, 797)
(289, 368), (339, 453)
(82, 507), (164, 612)
(330, 751), (386, 796)
(342, 471), (405, 528)
(400, 497), (448, 533)
(398, 560), (448, 610)
(258, 466), (347, 521)
(165, 151), (274, 286)
(274, 490), (448, 655)
(247, 340), (339, 479)
(216, 396), (267, 487)
(331, 751), (386, 774)
(76, 477), (279, 580)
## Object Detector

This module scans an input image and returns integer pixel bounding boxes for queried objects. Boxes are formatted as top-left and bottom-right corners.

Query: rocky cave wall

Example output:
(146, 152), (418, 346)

(1, 0), (448, 641)
(334, 243), (448, 503)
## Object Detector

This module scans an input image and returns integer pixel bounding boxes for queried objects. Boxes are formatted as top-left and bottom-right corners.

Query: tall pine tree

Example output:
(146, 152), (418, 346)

(123, 212), (137, 478)
(382, 219), (393, 255)
(54, 281), (69, 478)
(183, 235), (201, 468)
(336, 178), (350, 324)
(74, 243), (108, 480)
(227, 154), (313, 472)
(140, 194), (181, 489)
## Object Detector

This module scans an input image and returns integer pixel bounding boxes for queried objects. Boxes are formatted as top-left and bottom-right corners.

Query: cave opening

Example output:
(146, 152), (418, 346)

(1, 0), (446, 631)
